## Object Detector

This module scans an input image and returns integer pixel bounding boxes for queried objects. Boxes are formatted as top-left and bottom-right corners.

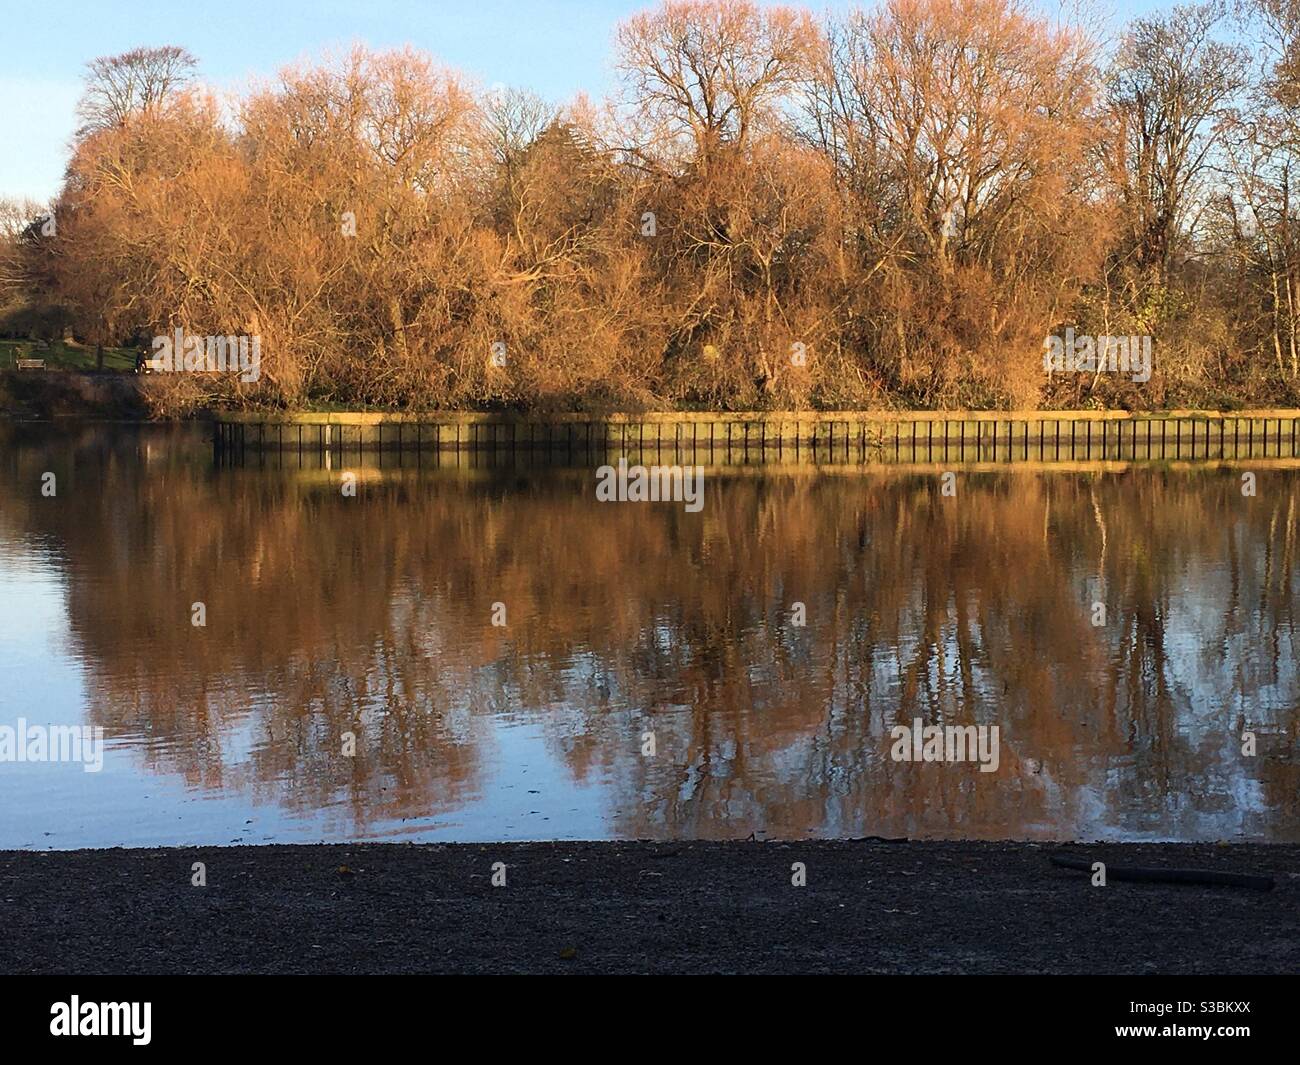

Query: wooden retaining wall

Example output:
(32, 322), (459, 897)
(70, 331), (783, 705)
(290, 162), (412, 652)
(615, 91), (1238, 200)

(212, 409), (1300, 464)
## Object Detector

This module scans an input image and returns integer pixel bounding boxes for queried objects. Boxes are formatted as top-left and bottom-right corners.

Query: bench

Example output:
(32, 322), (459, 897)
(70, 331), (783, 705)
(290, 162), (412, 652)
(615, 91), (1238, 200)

(15, 358), (46, 370)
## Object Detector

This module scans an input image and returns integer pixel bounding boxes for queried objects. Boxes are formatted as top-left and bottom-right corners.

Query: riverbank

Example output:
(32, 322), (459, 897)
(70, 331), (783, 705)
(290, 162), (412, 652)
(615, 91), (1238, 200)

(0, 369), (147, 419)
(8, 386), (1300, 465)
(2, 840), (1295, 974)
(5, 379), (1300, 454)
(212, 408), (1300, 466)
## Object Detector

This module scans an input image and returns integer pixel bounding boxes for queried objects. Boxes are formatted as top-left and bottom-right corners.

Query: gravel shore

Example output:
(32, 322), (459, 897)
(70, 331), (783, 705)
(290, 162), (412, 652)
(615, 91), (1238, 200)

(2, 840), (1296, 974)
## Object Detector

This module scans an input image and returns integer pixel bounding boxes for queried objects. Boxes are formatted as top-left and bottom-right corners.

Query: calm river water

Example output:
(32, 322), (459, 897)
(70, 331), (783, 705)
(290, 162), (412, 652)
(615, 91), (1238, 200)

(0, 422), (1296, 847)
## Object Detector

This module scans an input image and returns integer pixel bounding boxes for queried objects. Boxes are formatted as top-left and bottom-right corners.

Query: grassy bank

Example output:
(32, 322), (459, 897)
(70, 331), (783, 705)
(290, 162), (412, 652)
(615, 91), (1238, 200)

(0, 339), (135, 372)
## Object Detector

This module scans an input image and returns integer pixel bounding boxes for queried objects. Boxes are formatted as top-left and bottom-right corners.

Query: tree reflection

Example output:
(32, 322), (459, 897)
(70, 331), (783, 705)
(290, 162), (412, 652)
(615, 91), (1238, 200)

(1, 424), (1295, 840)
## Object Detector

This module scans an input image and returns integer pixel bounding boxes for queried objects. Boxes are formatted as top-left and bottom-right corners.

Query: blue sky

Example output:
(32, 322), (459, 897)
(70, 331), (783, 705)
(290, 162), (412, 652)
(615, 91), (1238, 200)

(2, 0), (1164, 204)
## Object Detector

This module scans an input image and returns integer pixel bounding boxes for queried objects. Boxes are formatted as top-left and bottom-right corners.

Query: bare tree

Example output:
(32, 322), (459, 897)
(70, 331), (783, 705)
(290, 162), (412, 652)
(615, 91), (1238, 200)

(76, 46), (198, 137)
(480, 86), (557, 178)
(617, 0), (818, 166)
(1106, 2), (1247, 290)
(0, 198), (44, 296)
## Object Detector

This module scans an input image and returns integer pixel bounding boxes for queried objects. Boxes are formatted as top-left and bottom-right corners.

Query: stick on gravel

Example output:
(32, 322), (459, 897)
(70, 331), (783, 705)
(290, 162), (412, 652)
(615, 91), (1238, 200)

(1050, 853), (1275, 890)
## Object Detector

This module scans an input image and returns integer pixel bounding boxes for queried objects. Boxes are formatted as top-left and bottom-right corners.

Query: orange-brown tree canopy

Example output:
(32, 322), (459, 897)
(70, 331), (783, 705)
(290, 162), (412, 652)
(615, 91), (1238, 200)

(8, 0), (1296, 413)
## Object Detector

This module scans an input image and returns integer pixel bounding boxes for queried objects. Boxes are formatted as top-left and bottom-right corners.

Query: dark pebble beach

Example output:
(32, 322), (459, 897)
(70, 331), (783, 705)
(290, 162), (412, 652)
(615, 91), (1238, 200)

(2, 840), (1296, 975)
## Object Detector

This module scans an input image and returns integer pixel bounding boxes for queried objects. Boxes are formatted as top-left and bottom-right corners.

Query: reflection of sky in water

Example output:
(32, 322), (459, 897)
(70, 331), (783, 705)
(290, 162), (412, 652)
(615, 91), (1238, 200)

(0, 424), (1296, 848)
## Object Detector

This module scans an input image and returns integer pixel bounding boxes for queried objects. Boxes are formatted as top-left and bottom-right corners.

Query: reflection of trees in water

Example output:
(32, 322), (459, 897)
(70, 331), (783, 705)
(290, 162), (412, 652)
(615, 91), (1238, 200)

(2, 424), (1296, 840)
